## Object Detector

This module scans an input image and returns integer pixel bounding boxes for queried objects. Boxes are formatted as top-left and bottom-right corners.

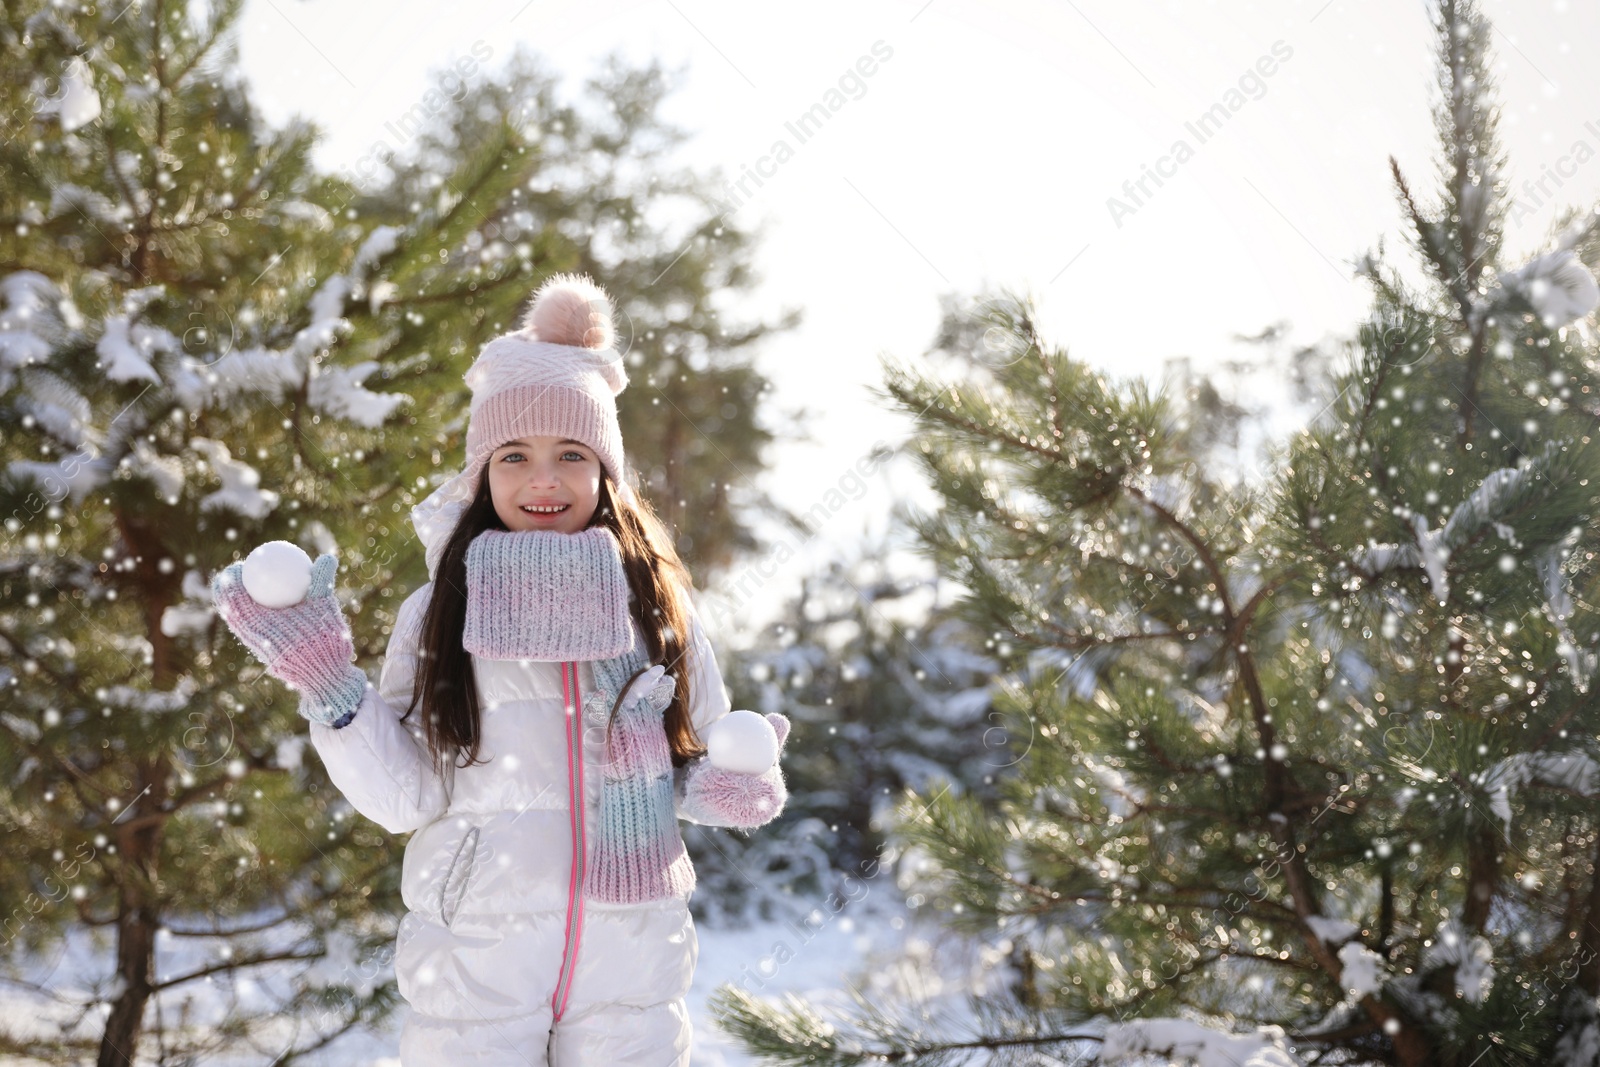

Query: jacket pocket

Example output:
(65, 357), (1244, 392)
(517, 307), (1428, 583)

(437, 824), (480, 928)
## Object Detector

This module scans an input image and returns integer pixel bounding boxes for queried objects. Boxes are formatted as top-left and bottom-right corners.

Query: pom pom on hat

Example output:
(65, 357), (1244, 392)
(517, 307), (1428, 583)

(523, 271), (616, 351)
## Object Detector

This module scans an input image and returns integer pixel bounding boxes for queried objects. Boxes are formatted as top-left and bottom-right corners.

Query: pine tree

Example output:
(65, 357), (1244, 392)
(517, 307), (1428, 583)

(708, 2), (1600, 1064)
(691, 531), (1006, 929)
(0, 4), (791, 1064)
(357, 45), (799, 577)
(0, 3), (434, 1062)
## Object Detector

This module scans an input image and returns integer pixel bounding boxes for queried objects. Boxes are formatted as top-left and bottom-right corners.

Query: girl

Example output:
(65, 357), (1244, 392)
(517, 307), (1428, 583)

(211, 274), (792, 1066)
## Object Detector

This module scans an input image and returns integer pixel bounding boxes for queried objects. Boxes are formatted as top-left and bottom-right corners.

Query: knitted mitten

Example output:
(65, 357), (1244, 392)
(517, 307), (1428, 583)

(588, 662), (676, 769)
(616, 663), (675, 719)
(587, 661), (696, 903)
(210, 553), (369, 728)
(463, 527), (634, 661)
(677, 712), (791, 829)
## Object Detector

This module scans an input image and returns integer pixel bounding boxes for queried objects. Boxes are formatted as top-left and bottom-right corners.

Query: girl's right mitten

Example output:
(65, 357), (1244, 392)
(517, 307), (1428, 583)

(210, 553), (369, 728)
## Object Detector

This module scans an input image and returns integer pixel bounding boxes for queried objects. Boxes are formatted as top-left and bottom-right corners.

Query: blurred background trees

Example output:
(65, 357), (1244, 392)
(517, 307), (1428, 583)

(10, 0), (1600, 1064)
(0, 0), (796, 1060)
(711, 1), (1600, 1063)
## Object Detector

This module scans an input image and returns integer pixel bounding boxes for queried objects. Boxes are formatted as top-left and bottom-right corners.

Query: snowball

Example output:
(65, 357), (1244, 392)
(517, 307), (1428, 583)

(707, 709), (778, 774)
(241, 541), (313, 608)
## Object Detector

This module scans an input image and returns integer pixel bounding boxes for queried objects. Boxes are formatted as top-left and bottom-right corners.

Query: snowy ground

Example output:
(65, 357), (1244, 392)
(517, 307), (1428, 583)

(0, 881), (986, 1065)
(692, 887), (919, 1067)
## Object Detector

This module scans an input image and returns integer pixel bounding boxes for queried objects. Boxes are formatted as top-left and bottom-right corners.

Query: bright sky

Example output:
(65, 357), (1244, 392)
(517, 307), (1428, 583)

(236, 0), (1600, 639)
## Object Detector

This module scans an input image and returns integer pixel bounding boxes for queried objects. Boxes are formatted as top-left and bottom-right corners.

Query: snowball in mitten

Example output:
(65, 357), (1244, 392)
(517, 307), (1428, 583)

(211, 552), (369, 728)
(240, 540), (314, 608)
(707, 709), (780, 774)
(677, 712), (791, 829)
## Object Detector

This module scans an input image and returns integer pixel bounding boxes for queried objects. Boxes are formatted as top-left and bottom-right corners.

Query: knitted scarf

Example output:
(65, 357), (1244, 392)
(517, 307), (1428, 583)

(463, 526), (696, 905)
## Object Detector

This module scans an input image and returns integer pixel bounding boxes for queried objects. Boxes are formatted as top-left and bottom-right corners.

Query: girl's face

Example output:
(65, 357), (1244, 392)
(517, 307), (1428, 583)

(488, 435), (602, 534)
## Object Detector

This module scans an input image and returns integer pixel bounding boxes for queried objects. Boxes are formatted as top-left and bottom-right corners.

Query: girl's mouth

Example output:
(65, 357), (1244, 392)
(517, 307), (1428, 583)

(520, 504), (570, 516)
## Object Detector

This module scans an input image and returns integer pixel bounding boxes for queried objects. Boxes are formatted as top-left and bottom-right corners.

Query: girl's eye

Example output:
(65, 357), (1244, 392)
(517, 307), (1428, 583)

(496, 454), (585, 463)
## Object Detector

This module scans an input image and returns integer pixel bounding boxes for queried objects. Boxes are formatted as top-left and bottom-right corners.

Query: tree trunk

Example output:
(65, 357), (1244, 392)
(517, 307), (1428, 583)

(99, 509), (177, 1066)
(1577, 831), (1600, 995)
(1388, 1022), (1438, 1067)
(1378, 860), (1395, 951)
(1009, 935), (1039, 1011)
(1462, 822), (1499, 932)
(96, 810), (162, 1067)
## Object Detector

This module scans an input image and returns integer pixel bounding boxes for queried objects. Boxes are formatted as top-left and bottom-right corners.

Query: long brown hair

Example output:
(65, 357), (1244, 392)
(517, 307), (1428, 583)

(399, 467), (707, 776)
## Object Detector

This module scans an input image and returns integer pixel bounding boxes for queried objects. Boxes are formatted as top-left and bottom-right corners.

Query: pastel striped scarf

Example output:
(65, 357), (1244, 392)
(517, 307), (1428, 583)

(464, 526), (696, 904)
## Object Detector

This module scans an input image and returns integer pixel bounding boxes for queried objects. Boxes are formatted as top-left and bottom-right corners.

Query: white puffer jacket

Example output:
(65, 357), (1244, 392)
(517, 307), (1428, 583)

(307, 578), (732, 1066)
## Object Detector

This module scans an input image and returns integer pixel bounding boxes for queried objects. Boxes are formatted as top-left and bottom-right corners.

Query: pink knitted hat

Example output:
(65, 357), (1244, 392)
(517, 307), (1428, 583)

(410, 272), (637, 581)
(462, 272), (628, 488)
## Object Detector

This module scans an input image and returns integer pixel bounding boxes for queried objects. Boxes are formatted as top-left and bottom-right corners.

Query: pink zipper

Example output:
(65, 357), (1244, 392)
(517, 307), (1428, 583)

(551, 660), (587, 1022)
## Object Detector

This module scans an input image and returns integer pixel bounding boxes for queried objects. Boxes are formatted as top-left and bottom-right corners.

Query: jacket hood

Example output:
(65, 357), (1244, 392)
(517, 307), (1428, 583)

(412, 469), (478, 583)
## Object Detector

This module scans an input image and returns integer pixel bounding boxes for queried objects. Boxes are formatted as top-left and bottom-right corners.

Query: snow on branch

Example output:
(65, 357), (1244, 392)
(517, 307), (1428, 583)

(47, 183), (125, 230)
(189, 437), (280, 520)
(160, 569), (218, 639)
(168, 341), (306, 411)
(1303, 914), (1360, 946)
(0, 270), (64, 394)
(3, 228), (407, 515)
(1336, 941), (1388, 999)
(165, 224), (410, 426)
(1482, 749), (1600, 834)
(352, 225), (402, 273)
(1347, 440), (1561, 603)
(7, 448), (113, 507)
(97, 676), (199, 715)
(119, 437), (186, 504)
(16, 367), (96, 448)
(1420, 919), (1495, 1005)
(1536, 526), (1596, 692)
(1493, 247), (1600, 331)
(1099, 1018), (1301, 1067)
(96, 314), (175, 385)
(306, 359), (409, 428)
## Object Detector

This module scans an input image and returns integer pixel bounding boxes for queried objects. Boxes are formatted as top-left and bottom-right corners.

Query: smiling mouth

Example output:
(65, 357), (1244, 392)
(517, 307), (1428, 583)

(520, 504), (570, 515)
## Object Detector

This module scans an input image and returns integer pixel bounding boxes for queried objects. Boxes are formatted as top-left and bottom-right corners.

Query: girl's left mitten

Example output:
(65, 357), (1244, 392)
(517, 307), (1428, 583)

(678, 712), (792, 829)
(210, 553), (369, 728)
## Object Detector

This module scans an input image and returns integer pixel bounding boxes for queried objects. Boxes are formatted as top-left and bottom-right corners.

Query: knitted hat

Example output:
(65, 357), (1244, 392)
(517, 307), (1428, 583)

(465, 272), (627, 486)
(411, 273), (637, 580)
